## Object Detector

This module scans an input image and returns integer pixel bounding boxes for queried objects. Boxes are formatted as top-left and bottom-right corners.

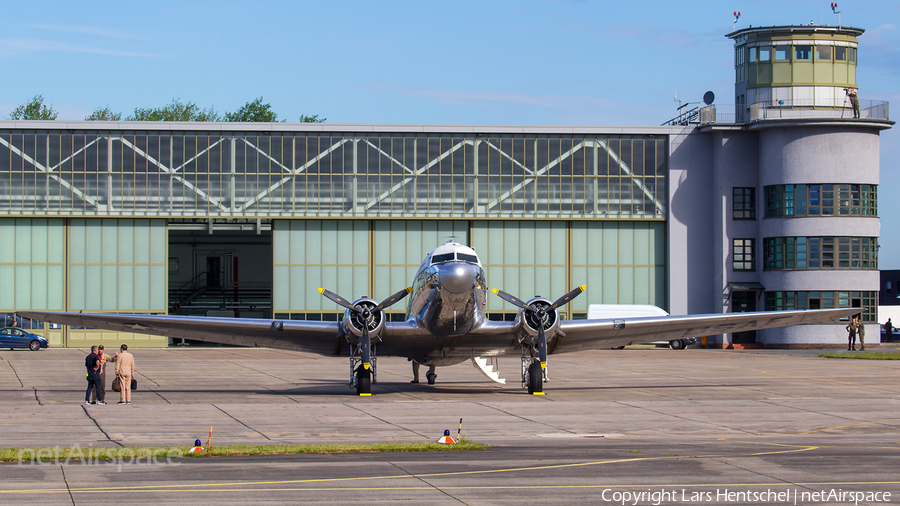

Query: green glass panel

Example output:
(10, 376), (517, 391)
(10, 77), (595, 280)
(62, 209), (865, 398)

(69, 265), (85, 310)
(118, 223), (134, 263)
(618, 267), (634, 303)
(134, 265), (150, 309)
(102, 265), (117, 310)
(101, 219), (118, 263)
(15, 265), (31, 309)
(32, 265), (47, 310)
(118, 265), (134, 310)
(31, 220), (48, 264)
(634, 266), (650, 304)
(134, 222), (150, 264)
(15, 222), (31, 264)
(0, 220), (15, 263)
(48, 265), (64, 310)
(602, 266), (618, 303)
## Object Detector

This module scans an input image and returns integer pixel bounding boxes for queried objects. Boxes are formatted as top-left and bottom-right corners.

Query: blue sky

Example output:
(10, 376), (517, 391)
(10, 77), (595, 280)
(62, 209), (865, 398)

(2, 0), (898, 264)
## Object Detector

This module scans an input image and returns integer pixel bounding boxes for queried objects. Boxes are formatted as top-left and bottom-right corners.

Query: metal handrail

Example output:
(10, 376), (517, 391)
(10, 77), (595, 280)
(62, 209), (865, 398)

(698, 99), (889, 125)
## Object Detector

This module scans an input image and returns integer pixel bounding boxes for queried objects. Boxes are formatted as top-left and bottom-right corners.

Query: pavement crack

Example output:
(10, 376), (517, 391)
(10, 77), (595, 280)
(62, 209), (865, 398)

(32, 387), (42, 406)
(475, 402), (579, 435)
(343, 403), (430, 438)
(59, 465), (76, 506)
(136, 370), (161, 387)
(212, 404), (272, 441)
(80, 405), (123, 447)
(388, 461), (467, 504)
(7, 361), (23, 388)
(614, 400), (761, 436)
(226, 360), (299, 385)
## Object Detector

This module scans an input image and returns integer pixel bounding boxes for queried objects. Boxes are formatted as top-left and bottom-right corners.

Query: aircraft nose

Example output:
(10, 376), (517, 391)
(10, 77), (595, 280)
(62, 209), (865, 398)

(438, 263), (477, 294)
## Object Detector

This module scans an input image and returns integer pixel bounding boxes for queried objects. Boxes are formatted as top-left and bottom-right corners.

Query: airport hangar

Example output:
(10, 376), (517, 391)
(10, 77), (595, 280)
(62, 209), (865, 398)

(0, 24), (891, 350)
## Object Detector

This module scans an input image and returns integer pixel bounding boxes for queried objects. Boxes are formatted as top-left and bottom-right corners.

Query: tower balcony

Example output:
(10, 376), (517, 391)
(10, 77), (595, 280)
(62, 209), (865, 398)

(700, 99), (890, 125)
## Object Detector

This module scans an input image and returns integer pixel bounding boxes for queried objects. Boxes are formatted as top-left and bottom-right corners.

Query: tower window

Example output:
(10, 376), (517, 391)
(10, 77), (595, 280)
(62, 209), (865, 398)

(733, 187), (756, 219)
(795, 45), (811, 60)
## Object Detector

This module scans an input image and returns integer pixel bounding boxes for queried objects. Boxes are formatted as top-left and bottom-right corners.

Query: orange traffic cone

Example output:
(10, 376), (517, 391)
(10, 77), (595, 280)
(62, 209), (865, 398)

(436, 429), (456, 444)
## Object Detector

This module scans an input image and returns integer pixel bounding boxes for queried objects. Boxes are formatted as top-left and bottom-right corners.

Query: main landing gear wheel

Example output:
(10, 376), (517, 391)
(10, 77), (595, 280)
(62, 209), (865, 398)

(670, 339), (685, 350)
(426, 371), (437, 385)
(527, 360), (543, 395)
(28, 340), (40, 351)
(356, 367), (371, 396)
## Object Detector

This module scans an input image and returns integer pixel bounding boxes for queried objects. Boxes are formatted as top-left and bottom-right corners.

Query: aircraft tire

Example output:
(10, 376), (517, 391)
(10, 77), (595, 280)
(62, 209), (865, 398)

(670, 339), (685, 350)
(356, 367), (371, 395)
(527, 360), (542, 394)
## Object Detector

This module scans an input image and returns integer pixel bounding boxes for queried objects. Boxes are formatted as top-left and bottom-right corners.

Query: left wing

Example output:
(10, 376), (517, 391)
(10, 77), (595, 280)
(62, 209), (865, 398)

(551, 307), (861, 354)
(17, 311), (418, 355)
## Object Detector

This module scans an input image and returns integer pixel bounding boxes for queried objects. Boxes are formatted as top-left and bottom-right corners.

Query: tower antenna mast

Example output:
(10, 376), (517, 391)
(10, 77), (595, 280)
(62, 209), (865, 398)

(831, 3), (841, 29)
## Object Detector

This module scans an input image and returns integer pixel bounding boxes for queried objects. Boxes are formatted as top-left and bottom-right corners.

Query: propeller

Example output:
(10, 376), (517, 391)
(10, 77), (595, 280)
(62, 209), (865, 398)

(318, 286), (412, 370)
(492, 285), (586, 369)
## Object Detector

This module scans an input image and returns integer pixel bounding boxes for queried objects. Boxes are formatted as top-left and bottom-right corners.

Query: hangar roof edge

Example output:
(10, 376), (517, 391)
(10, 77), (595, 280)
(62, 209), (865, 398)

(0, 120), (684, 136)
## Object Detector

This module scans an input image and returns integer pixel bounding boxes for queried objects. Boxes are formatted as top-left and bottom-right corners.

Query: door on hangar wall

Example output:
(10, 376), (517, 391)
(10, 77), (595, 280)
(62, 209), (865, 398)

(168, 220), (273, 318)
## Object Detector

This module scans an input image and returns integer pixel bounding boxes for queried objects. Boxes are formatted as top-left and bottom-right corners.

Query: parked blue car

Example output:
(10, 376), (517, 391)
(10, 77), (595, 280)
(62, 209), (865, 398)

(0, 327), (49, 351)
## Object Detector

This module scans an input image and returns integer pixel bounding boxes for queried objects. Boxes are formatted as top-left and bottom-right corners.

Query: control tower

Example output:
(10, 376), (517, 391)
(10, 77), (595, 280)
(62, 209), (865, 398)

(728, 24), (876, 122)
(693, 23), (892, 348)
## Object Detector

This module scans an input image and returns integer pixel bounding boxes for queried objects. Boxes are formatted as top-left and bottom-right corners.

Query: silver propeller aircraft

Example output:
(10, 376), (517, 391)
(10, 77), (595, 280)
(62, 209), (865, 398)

(20, 240), (860, 396)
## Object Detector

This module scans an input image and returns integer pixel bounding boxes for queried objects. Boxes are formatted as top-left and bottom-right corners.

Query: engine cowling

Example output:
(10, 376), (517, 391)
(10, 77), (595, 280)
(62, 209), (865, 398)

(341, 298), (385, 342)
(515, 297), (560, 345)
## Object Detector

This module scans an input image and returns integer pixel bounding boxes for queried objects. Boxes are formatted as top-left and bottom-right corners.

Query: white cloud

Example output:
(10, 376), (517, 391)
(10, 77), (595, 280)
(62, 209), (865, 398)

(26, 24), (135, 39)
(0, 38), (161, 58)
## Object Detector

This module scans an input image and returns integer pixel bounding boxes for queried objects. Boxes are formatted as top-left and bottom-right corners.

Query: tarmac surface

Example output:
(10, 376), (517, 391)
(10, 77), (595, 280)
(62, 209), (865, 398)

(1, 345), (899, 505)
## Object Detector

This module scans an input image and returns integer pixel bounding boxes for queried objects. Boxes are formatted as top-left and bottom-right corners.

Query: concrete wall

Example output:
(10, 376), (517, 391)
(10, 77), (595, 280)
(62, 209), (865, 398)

(668, 126), (715, 316)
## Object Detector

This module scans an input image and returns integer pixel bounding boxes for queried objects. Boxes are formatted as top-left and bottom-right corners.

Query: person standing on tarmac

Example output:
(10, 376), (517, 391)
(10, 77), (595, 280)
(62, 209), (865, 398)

(857, 317), (866, 351)
(84, 346), (105, 405)
(91, 345), (114, 403)
(114, 344), (135, 405)
(846, 318), (859, 351)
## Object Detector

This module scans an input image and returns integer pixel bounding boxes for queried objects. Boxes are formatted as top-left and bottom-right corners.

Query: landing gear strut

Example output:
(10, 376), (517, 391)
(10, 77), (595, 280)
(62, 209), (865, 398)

(521, 350), (546, 395)
(349, 346), (377, 396)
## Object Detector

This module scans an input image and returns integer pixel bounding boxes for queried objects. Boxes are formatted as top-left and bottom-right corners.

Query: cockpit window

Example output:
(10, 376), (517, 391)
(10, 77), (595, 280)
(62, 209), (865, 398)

(457, 253), (479, 264)
(431, 253), (455, 264)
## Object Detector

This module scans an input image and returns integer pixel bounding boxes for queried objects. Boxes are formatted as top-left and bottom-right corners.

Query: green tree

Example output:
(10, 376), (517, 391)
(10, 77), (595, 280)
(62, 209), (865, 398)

(224, 97), (280, 122)
(126, 98), (220, 122)
(85, 106), (122, 121)
(299, 114), (326, 123)
(10, 95), (58, 120)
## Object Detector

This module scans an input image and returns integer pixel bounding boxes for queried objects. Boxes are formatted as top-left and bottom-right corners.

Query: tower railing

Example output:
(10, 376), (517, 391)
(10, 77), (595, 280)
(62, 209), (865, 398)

(698, 99), (889, 125)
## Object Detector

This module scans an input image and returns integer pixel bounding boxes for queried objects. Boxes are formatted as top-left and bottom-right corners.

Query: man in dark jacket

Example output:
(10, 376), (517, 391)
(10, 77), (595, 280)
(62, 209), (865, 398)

(84, 346), (105, 405)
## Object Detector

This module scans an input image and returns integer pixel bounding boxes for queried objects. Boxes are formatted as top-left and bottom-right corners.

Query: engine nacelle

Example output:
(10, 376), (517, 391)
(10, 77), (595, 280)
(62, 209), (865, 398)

(341, 298), (385, 343)
(515, 297), (560, 345)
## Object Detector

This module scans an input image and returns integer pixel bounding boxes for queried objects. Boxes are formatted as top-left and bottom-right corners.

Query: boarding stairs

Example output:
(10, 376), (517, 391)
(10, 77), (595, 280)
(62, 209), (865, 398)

(471, 356), (506, 384)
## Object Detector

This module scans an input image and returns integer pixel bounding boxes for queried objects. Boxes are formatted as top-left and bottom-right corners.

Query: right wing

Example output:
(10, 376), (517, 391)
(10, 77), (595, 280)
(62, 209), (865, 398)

(552, 307), (861, 354)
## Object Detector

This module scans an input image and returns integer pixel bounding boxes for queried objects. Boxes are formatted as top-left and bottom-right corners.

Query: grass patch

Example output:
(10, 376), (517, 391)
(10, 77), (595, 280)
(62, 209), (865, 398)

(0, 439), (489, 463)
(818, 352), (900, 360)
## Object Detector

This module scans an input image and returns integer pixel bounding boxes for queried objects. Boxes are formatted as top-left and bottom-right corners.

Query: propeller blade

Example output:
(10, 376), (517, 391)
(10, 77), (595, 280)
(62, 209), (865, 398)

(375, 287), (412, 312)
(318, 288), (357, 312)
(492, 289), (529, 309)
(361, 322), (371, 370)
(537, 323), (547, 369)
(550, 285), (586, 310)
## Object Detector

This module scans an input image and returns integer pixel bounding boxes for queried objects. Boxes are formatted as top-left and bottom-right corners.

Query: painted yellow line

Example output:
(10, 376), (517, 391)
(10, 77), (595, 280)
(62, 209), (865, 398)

(0, 442), (840, 495)
(7, 480), (900, 495)
(760, 368), (900, 392)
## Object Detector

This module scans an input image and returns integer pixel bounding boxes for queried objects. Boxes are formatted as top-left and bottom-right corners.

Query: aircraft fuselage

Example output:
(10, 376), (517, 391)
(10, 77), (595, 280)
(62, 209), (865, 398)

(406, 242), (488, 338)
